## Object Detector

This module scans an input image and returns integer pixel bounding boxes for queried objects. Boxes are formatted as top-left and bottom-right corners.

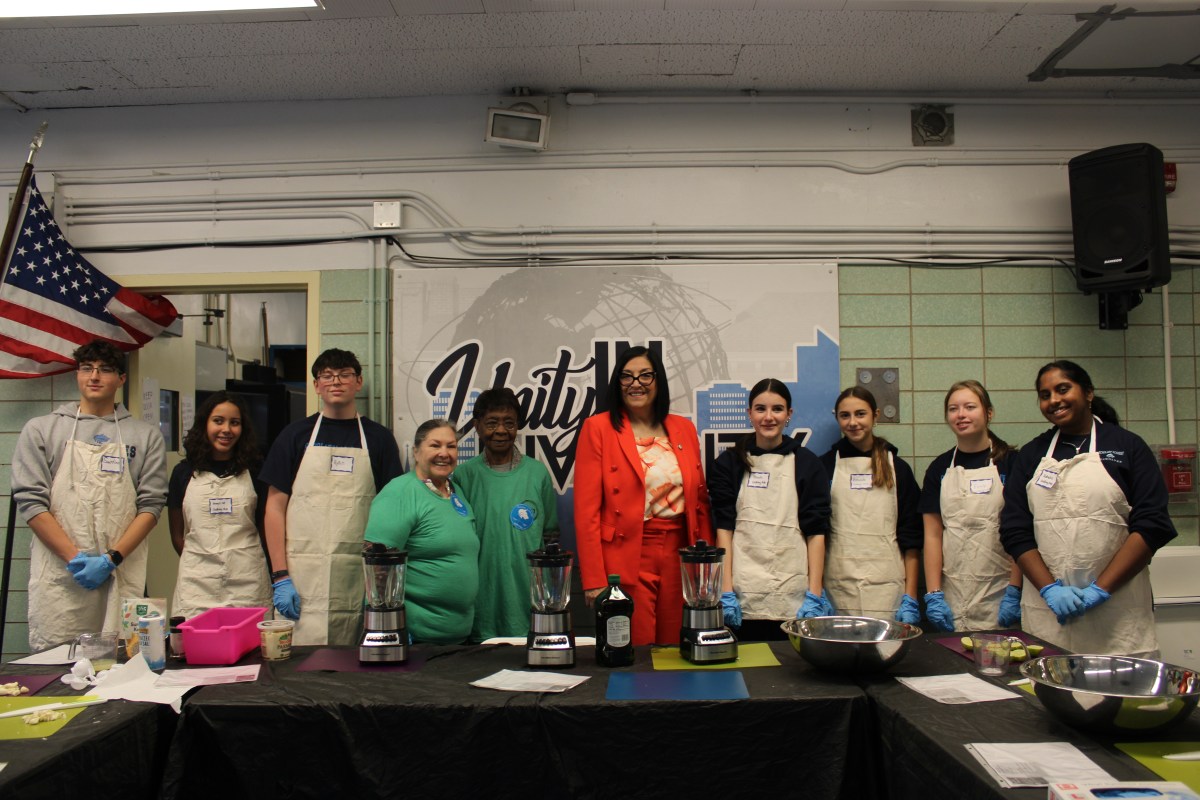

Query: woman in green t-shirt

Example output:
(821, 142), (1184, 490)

(364, 419), (478, 644)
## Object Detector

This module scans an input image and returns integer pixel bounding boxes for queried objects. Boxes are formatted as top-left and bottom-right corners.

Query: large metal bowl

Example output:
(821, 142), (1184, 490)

(780, 616), (922, 673)
(1021, 654), (1200, 735)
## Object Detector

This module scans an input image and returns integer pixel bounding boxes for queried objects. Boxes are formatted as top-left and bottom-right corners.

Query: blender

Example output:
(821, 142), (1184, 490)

(359, 542), (408, 664)
(526, 541), (576, 668)
(679, 539), (738, 664)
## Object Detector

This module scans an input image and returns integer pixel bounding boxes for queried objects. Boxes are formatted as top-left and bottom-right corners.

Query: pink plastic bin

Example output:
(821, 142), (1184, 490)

(179, 607), (267, 665)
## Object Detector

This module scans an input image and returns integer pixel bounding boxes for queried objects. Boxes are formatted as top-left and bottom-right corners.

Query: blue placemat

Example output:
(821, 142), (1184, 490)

(605, 670), (749, 700)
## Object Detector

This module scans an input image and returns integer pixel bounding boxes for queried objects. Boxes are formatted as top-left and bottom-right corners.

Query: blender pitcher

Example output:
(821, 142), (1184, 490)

(359, 542), (408, 663)
(678, 539), (737, 664)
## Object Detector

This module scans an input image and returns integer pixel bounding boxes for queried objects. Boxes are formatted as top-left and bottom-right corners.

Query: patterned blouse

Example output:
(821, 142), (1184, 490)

(636, 436), (685, 520)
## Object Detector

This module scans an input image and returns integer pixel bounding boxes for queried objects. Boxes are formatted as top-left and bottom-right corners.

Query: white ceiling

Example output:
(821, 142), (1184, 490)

(1, 0), (1198, 111)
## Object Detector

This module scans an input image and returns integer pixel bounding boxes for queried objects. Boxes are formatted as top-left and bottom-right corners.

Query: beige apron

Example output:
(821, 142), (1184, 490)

(286, 415), (374, 646)
(825, 451), (903, 619)
(28, 409), (143, 651)
(172, 469), (270, 620)
(732, 452), (808, 620)
(1021, 422), (1157, 656)
(940, 450), (1010, 631)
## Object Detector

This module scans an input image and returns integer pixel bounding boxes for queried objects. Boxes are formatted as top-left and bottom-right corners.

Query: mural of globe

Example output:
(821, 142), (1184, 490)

(451, 265), (729, 415)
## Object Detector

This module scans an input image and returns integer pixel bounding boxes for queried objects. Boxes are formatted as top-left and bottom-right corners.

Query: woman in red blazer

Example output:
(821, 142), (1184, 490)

(574, 346), (713, 646)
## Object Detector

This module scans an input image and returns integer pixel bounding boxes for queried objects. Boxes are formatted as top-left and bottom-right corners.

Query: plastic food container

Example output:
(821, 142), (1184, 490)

(179, 607), (268, 665)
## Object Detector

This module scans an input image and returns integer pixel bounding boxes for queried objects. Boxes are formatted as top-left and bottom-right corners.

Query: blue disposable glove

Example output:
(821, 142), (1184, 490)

(1039, 580), (1085, 624)
(720, 591), (742, 627)
(1080, 581), (1110, 612)
(923, 590), (955, 632)
(798, 590), (827, 619)
(68, 553), (115, 590)
(818, 590), (837, 616)
(997, 584), (1022, 627)
(273, 578), (301, 621)
(895, 594), (920, 624)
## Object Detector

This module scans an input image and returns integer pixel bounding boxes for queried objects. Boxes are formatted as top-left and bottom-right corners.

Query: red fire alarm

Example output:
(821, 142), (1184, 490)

(1164, 162), (1177, 194)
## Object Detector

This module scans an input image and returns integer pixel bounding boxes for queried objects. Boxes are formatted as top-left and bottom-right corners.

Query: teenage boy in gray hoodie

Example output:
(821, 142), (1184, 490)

(12, 339), (167, 651)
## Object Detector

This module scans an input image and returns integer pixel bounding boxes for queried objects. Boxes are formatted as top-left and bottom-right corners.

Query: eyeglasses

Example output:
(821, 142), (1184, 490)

(481, 419), (518, 433)
(316, 370), (359, 384)
(77, 364), (119, 376)
(618, 371), (656, 387)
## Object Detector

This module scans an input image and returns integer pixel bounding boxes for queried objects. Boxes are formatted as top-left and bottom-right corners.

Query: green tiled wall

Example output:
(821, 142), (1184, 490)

(841, 263), (1199, 547)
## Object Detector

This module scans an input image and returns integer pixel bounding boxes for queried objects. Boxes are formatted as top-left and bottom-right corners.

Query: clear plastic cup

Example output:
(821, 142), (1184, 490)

(971, 633), (1012, 676)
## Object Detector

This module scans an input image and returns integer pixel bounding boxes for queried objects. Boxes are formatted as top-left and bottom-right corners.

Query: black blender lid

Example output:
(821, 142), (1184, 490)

(362, 541), (407, 564)
(528, 540), (573, 567)
(679, 538), (725, 562)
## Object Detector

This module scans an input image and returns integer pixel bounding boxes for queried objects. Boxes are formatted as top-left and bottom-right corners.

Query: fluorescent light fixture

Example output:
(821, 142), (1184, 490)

(0, 0), (322, 17)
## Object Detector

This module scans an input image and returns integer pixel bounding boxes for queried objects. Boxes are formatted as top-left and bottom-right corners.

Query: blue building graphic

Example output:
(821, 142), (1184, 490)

(433, 389), (481, 460)
(694, 329), (840, 469)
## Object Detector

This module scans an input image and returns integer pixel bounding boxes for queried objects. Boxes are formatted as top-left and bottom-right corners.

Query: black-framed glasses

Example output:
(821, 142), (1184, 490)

(618, 371), (656, 387)
(77, 364), (120, 376)
(317, 370), (359, 384)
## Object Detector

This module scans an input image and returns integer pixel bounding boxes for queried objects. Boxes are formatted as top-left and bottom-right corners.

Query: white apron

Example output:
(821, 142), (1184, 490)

(172, 469), (270, 620)
(824, 451), (903, 619)
(1020, 423), (1157, 656)
(286, 415), (375, 646)
(28, 410), (144, 651)
(732, 452), (808, 620)
(940, 450), (1010, 631)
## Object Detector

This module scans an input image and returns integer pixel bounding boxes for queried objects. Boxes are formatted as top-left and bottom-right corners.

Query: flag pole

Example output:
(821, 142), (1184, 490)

(0, 122), (48, 286)
(0, 121), (48, 657)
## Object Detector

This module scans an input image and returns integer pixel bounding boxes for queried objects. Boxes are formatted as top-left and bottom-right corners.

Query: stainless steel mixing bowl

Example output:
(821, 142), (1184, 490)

(1021, 654), (1200, 735)
(781, 616), (922, 673)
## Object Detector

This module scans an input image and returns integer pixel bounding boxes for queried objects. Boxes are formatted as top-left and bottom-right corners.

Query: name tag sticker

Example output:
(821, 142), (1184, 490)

(850, 473), (872, 490)
(209, 497), (233, 515)
(100, 455), (124, 474)
(969, 478), (993, 495)
(747, 471), (770, 489)
(330, 455), (355, 474)
(1035, 469), (1059, 490)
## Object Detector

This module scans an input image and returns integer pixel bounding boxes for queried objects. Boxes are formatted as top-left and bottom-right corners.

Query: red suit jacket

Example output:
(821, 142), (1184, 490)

(574, 411), (713, 591)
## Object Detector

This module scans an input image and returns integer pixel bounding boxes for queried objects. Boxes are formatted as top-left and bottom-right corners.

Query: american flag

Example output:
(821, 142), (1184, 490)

(0, 173), (177, 379)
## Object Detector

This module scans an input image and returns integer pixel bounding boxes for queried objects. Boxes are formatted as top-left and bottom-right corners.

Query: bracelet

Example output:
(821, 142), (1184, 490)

(270, 569), (289, 581)
(106, 549), (124, 567)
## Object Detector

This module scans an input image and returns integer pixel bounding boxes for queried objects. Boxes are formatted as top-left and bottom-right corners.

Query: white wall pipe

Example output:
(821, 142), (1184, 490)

(1164, 286), (1177, 445)
(565, 92), (1200, 107)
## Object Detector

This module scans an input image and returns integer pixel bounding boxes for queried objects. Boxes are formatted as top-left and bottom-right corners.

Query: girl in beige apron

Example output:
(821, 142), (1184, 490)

(173, 468), (270, 619)
(28, 410), (144, 651)
(287, 415), (375, 646)
(1020, 420), (1157, 656)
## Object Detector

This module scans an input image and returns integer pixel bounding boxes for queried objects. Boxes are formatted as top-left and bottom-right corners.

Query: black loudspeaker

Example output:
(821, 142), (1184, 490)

(1068, 142), (1170, 293)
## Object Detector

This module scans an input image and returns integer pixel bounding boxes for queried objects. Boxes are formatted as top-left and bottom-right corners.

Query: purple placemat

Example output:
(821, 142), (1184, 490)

(934, 632), (1064, 662)
(3, 674), (62, 696)
(296, 648), (426, 673)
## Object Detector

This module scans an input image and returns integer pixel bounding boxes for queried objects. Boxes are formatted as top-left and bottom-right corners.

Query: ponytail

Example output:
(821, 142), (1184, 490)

(1091, 395), (1121, 427)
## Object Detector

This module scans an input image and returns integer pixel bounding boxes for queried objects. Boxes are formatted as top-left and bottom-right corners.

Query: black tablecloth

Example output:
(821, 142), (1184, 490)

(0, 662), (174, 800)
(161, 641), (876, 800)
(861, 632), (1200, 800)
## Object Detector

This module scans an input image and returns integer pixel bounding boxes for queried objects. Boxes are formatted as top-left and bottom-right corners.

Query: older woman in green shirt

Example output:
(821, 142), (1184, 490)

(364, 419), (479, 644)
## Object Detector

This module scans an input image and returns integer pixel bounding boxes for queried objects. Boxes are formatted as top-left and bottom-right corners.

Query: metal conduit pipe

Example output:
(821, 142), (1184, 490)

(53, 152), (1200, 191)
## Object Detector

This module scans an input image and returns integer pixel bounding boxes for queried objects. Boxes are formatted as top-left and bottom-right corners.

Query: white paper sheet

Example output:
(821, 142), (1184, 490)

(965, 742), (1114, 789)
(8, 644), (74, 665)
(896, 673), (1022, 704)
(92, 655), (191, 712)
(154, 666), (260, 688)
(470, 669), (590, 693)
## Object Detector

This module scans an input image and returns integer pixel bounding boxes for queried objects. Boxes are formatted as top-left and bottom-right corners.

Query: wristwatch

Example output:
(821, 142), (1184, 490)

(106, 548), (124, 567)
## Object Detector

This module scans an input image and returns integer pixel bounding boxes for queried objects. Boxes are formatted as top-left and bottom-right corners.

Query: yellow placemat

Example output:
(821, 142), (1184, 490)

(1115, 742), (1200, 792)
(0, 695), (98, 741)
(650, 642), (781, 670)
